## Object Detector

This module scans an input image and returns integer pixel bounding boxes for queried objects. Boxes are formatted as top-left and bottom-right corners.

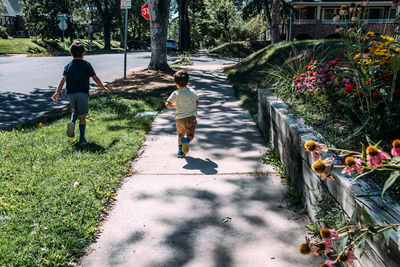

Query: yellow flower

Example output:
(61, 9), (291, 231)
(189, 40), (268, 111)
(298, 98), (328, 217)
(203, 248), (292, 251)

(366, 145), (378, 156)
(381, 35), (395, 42)
(354, 53), (361, 60)
(39, 123), (43, 127)
(320, 228), (331, 238)
(367, 31), (375, 37)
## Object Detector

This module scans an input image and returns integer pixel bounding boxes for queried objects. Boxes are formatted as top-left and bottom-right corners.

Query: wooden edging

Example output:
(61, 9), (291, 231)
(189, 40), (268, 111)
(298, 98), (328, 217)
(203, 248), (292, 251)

(257, 89), (400, 267)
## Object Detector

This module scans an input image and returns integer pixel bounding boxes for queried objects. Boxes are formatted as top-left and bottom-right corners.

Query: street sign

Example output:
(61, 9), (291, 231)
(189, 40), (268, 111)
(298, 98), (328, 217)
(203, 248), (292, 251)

(142, 3), (150, 20)
(57, 13), (68, 21)
(121, 0), (131, 9)
(58, 21), (67, 31)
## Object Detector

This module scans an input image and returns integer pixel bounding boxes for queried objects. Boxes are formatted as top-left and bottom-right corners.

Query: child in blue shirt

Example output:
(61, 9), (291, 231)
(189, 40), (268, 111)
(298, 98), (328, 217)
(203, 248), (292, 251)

(52, 41), (110, 145)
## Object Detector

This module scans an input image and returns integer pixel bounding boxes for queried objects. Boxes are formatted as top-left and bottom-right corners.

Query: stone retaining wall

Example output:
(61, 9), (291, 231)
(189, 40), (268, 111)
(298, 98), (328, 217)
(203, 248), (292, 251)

(257, 90), (400, 267)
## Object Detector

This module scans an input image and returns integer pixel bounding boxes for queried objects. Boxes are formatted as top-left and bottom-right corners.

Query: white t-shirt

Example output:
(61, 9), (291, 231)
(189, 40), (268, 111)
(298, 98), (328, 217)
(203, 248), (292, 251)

(167, 87), (197, 119)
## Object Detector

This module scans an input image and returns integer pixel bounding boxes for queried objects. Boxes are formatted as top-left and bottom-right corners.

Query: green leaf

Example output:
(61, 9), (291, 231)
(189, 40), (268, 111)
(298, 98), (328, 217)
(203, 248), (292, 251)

(350, 210), (357, 224)
(358, 234), (367, 257)
(361, 143), (366, 162)
(381, 172), (400, 197)
(353, 116), (370, 136)
(338, 99), (354, 108)
(391, 54), (400, 72)
(383, 229), (390, 247)
(340, 235), (349, 252)
(361, 206), (375, 225)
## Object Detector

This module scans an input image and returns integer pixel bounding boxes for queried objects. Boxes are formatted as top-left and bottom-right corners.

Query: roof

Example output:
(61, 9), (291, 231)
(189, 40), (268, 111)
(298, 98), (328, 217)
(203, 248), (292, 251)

(2, 0), (21, 17)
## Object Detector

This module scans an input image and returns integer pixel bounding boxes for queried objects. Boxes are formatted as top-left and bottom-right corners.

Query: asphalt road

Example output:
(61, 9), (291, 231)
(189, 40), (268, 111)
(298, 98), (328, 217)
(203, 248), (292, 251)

(0, 51), (237, 129)
(0, 52), (152, 129)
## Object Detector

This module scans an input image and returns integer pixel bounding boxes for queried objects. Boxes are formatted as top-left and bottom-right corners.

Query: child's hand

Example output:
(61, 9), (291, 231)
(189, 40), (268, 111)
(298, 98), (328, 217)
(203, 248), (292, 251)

(103, 87), (111, 93)
(52, 93), (60, 101)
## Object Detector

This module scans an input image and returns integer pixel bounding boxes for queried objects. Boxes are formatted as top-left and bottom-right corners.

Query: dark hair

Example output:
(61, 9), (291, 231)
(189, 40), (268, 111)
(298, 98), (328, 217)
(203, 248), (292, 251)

(173, 70), (189, 87)
(70, 41), (85, 58)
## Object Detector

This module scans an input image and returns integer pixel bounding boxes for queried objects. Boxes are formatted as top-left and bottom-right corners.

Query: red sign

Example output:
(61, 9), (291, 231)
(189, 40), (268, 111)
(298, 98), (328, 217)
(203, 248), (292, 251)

(142, 3), (150, 20)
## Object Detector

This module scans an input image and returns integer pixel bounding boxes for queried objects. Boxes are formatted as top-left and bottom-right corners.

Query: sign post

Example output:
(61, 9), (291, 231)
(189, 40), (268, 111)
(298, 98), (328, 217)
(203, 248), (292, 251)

(57, 13), (68, 46)
(121, 0), (131, 79)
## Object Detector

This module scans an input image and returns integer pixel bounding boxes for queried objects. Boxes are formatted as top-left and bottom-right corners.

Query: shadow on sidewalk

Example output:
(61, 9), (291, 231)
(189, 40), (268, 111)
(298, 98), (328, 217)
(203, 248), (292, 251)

(183, 156), (218, 175)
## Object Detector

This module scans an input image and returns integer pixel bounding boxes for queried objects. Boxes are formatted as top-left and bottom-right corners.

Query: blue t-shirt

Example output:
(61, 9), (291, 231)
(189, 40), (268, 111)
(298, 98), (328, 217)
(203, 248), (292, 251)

(63, 59), (96, 94)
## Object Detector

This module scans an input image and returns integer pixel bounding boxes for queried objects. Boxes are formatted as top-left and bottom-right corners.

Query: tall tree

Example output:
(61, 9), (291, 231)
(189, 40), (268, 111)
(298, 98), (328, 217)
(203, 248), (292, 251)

(177, 0), (191, 52)
(89, 0), (120, 50)
(244, 0), (281, 43)
(148, 0), (171, 71)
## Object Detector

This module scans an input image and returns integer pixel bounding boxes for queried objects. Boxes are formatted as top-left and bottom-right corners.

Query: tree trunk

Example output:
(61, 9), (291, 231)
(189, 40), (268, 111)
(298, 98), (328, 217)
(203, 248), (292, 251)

(148, 0), (171, 71)
(262, 0), (280, 43)
(178, 0), (191, 52)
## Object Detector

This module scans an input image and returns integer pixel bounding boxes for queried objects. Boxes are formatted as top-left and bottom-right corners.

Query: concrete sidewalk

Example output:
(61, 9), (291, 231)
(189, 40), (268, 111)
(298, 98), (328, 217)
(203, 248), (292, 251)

(80, 66), (321, 266)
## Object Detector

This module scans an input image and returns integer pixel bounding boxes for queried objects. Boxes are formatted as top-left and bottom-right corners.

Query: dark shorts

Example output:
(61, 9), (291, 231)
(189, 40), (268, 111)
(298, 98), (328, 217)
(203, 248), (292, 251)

(176, 116), (197, 137)
(68, 92), (89, 115)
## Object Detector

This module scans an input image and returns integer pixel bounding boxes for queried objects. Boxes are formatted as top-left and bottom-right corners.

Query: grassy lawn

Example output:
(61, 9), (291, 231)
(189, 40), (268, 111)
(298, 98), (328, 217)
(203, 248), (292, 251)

(209, 41), (254, 58)
(0, 38), (47, 54)
(0, 90), (173, 265)
(0, 38), (123, 55)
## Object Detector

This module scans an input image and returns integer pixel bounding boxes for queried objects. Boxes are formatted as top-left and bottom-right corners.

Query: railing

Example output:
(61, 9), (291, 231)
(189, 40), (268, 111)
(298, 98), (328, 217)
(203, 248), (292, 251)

(293, 19), (317, 24)
(293, 19), (396, 25)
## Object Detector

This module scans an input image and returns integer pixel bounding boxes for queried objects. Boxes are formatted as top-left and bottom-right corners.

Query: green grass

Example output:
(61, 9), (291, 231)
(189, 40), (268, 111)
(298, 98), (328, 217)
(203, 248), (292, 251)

(0, 38), (47, 54)
(209, 41), (254, 58)
(0, 91), (173, 266)
(0, 38), (124, 55)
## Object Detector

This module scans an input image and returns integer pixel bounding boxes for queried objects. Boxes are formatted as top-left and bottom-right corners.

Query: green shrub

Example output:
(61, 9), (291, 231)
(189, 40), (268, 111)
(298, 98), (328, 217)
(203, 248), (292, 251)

(0, 26), (9, 39)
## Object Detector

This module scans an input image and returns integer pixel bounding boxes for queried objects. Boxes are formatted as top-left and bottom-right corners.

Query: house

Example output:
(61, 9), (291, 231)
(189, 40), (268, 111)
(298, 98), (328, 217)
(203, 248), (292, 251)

(1, 0), (26, 37)
(290, 0), (398, 40)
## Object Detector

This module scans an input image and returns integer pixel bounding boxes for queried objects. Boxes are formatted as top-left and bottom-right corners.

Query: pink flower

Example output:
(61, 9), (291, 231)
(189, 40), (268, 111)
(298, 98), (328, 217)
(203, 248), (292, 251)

(391, 139), (400, 157)
(329, 229), (339, 239)
(337, 247), (357, 264)
(321, 238), (334, 254)
(366, 145), (391, 168)
(323, 259), (337, 267)
(342, 156), (364, 175)
(312, 156), (335, 181)
(304, 140), (328, 160)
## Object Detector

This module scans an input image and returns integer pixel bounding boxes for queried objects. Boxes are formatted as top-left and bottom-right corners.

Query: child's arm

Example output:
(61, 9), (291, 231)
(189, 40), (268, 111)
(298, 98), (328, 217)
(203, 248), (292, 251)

(165, 101), (176, 108)
(52, 76), (66, 101)
(92, 76), (110, 93)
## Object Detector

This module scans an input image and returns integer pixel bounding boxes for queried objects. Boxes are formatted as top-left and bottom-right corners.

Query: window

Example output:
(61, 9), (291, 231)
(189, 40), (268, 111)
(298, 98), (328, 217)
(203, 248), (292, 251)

(299, 7), (316, 20)
(368, 8), (382, 20)
(323, 8), (336, 21)
(389, 8), (397, 19)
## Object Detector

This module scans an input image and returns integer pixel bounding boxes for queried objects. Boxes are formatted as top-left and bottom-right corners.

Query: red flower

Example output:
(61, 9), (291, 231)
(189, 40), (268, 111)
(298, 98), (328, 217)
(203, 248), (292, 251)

(329, 61), (336, 66)
(366, 79), (371, 85)
(299, 73), (307, 78)
(293, 75), (298, 80)
(381, 73), (392, 79)
(313, 71), (318, 75)
(335, 58), (342, 63)
(345, 82), (356, 93)
(372, 90), (380, 100)
(394, 88), (400, 97)
(310, 60), (316, 63)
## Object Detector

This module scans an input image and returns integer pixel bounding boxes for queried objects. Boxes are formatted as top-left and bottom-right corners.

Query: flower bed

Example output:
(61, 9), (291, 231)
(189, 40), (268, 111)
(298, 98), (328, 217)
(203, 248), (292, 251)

(258, 91), (400, 266)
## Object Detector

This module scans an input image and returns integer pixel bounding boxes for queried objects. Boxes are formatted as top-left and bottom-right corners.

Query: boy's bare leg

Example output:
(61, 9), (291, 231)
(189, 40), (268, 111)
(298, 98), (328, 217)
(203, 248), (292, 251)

(78, 114), (87, 144)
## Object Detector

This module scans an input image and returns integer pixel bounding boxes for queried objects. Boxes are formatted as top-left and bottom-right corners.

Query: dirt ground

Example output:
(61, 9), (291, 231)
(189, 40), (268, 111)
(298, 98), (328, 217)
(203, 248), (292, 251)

(97, 67), (185, 98)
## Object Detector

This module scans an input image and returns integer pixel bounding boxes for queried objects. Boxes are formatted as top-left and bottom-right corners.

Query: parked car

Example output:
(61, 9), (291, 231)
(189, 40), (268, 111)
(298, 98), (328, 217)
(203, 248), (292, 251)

(127, 39), (148, 50)
(167, 39), (178, 51)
